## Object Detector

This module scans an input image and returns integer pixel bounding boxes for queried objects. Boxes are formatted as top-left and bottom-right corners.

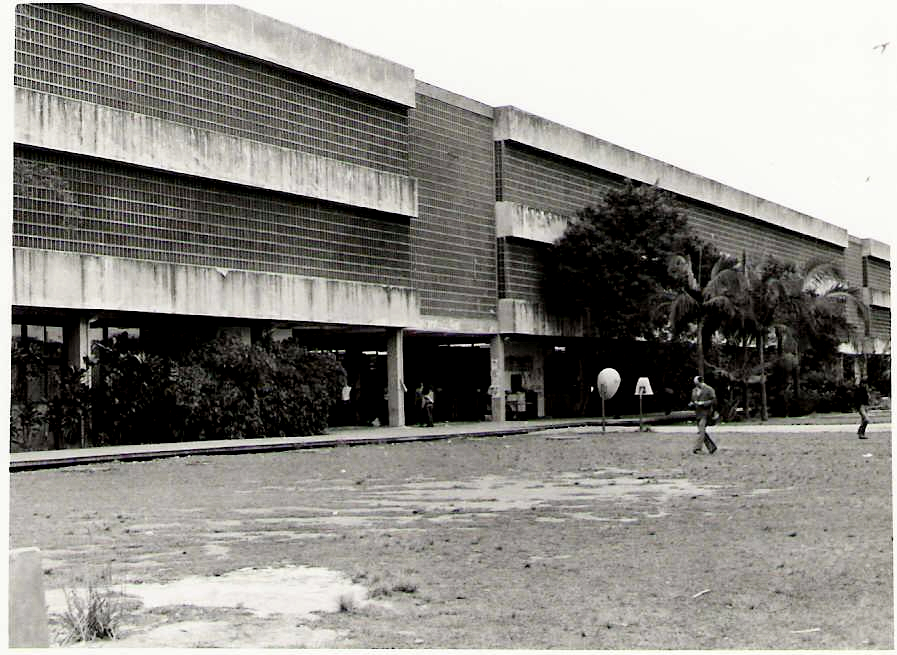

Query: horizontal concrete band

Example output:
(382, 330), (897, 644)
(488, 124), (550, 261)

(13, 248), (421, 328)
(863, 288), (891, 309)
(494, 106), (848, 248)
(415, 80), (494, 118)
(862, 238), (891, 262)
(15, 89), (418, 218)
(498, 298), (585, 337)
(88, 2), (416, 107)
(496, 201), (569, 244)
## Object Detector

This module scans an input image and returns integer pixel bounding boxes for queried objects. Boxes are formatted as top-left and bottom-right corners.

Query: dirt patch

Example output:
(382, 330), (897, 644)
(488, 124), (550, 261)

(10, 429), (893, 649)
(43, 565), (381, 648)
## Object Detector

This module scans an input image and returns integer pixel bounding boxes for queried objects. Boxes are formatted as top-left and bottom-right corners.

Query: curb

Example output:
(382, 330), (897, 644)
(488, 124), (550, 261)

(9, 411), (888, 472)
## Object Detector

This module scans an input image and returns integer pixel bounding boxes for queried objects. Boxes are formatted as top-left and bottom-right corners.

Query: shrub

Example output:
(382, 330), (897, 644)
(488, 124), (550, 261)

(10, 399), (45, 451)
(262, 338), (346, 437)
(87, 333), (175, 446)
(16, 331), (348, 447)
(46, 365), (91, 449)
(166, 335), (346, 441)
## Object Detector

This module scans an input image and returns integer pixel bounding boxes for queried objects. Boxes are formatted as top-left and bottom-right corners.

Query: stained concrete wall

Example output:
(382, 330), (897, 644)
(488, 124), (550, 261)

(88, 2), (416, 107)
(494, 106), (847, 248)
(861, 239), (890, 262)
(415, 80), (494, 118)
(15, 89), (418, 218)
(495, 201), (568, 244)
(498, 298), (585, 337)
(863, 288), (890, 309)
(13, 248), (421, 328)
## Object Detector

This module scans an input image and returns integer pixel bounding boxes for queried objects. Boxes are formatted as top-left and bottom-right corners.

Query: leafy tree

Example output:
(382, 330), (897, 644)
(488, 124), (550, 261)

(543, 180), (699, 340)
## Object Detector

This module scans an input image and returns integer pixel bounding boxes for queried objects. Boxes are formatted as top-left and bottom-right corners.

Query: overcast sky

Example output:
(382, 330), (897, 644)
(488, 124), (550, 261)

(253, 0), (895, 247)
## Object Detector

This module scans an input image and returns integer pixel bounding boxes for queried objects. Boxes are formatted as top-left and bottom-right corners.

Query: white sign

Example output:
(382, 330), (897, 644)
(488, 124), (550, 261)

(597, 368), (621, 400)
(635, 377), (654, 396)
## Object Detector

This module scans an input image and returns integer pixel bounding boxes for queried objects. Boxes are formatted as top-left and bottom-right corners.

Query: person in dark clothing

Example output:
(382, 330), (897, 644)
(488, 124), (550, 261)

(422, 386), (435, 427)
(689, 375), (717, 454)
(854, 379), (871, 439)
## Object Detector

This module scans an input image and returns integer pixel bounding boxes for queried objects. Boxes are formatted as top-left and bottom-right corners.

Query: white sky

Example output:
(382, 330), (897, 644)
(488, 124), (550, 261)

(253, 0), (895, 247)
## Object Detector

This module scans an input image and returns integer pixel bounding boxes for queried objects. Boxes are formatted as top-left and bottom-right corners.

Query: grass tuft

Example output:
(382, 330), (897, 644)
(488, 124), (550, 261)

(58, 567), (121, 644)
(338, 591), (359, 613)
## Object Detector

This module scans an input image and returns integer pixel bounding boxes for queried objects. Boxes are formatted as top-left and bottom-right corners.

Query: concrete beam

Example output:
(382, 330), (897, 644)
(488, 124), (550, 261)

(863, 288), (891, 309)
(15, 89), (418, 218)
(415, 80), (494, 118)
(13, 248), (421, 328)
(494, 106), (848, 248)
(87, 3), (416, 107)
(495, 201), (569, 244)
(497, 298), (585, 337)
(861, 238), (891, 262)
(413, 315), (499, 335)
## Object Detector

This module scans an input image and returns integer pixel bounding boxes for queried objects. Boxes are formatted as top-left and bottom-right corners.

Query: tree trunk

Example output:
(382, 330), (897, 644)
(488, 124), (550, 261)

(576, 355), (588, 416)
(696, 321), (705, 378)
(742, 335), (750, 419)
(759, 332), (768, 421)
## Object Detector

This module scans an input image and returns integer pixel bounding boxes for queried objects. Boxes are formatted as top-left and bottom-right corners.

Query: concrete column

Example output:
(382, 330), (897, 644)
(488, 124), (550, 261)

(64, 316), (91, 375)
(490, 335), (506, 422)
(386, 328), (405, 427)
(9, 547), (50, 648)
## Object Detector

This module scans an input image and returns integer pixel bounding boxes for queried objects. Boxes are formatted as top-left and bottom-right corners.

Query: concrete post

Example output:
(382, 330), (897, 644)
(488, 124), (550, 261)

(490, 335), (506, 422)
(386, 328), (405, 427)
(9, 547), (50, 648)
(64, 316), (91, 376)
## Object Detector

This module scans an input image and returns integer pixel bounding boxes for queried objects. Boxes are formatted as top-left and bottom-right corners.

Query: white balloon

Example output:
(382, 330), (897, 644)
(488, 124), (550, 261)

(597, 368), (621, 400)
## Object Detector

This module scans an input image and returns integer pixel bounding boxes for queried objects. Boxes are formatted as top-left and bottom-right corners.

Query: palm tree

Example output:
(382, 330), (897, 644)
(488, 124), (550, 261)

(775, 258), (869, 404)
(734, 257), (795, 421)
(665, 253), (744, 378)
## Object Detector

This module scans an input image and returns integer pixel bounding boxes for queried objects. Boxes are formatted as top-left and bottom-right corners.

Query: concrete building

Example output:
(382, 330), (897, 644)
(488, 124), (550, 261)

(12, 3), (890, 432)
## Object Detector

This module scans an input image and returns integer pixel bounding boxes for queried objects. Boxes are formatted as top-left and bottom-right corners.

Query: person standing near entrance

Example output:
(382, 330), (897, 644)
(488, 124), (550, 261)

(422, 386), (435, 427)
(414, 382), (425, 426)
(855, 378), (871, 439)
(689, 375), (717, 454)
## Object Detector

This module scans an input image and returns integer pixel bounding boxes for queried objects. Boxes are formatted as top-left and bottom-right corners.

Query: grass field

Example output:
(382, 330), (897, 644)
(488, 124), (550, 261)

(9, 424), (893, 648)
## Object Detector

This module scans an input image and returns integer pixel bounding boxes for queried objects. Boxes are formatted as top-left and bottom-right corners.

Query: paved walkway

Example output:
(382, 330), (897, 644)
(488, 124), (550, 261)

(9, 410), (890, 471)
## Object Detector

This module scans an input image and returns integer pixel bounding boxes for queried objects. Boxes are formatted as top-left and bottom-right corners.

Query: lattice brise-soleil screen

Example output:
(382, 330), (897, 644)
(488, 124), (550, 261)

(410, 94), (496, 319)
(497, 141), (844, 280)
(496, 141), (619, 216)
(497, 239), (546, 302)
(13, 148), (412, 287)
(870, 307), (890, 340)
(14, 3), (410, 176)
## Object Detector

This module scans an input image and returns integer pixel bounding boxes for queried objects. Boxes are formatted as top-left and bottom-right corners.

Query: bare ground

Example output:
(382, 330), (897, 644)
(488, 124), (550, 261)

(9, 425), (893, 649)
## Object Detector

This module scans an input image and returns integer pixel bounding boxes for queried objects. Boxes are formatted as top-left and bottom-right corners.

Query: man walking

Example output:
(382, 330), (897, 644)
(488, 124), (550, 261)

(689, 375), (717, 454)
(854, 378), (871, 439)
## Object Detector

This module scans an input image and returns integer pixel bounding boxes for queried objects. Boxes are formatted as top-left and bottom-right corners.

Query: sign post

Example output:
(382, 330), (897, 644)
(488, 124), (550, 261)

(634, 377), (654, 432)
(597, 368), (621, 432)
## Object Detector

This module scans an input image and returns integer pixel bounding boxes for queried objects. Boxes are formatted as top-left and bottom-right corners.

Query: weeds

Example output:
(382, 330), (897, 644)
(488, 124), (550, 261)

(338, 592), (359, 613)
(58, 566), (122, 644)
